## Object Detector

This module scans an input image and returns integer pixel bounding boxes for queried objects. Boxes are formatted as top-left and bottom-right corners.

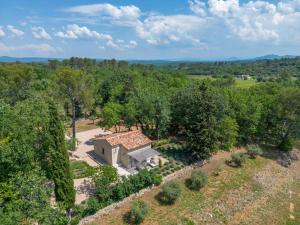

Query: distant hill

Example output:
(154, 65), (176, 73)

(0, 56), (61, 63)
(251, 54), (298, 61)
(0, 55), (299, 64)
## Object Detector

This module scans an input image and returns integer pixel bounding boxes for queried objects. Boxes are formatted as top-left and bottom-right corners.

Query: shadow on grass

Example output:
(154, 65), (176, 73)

(157, 145), (196, 165)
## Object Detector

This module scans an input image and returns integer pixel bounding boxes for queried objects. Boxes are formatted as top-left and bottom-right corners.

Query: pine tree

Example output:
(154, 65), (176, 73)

(47, 101), (75, 209)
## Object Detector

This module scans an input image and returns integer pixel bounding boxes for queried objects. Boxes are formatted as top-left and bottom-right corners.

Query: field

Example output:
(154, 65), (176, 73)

(87, 149), (300, 225)
(235, 79), (257, 88)
(187, 75), (257, 89)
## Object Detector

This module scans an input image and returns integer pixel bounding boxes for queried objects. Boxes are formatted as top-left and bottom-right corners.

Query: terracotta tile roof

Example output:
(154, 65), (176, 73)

(96, 130), (152, 150)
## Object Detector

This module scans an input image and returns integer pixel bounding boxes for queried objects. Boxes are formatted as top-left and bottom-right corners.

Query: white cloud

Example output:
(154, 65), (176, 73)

(129, 40), (137, 47)
(135, 15), (205, 45)
(189, 0), (207, 17)
(106, 39), (138, 50)
(55, 24), (112, 41)
(66, 3), (140, 26)
(201, 0), (300, 43)
(7, 25), (24, 37)
(32, 27), (52, 40)
(0, 42), (62, 55)
(60, 0), (300, 47)
(0, 27), (5, 38)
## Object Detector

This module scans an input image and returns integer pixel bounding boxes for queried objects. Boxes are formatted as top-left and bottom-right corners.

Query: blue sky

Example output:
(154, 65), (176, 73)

(1, 0), (300, 59)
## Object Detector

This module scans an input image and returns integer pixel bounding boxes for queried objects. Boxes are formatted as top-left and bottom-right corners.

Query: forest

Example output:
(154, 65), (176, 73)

(0, 57), (300, 224)
(162, 57), (300, 80)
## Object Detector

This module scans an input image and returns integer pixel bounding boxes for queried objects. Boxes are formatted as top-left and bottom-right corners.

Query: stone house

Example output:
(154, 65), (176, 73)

(94, 130), (159, 169)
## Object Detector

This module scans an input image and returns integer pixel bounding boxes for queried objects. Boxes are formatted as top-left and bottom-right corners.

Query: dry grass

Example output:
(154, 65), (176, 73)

(86, 149), (300, 225)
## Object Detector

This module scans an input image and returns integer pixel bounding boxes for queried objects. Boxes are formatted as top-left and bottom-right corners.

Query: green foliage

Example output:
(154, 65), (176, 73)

(228, 153), (247, 167)
(278, 136), (293, 152)
(65, 138), (77, 151)
(124, 200), (149, 225)
(218, 116), (238, 150)
(172, 83), (219, 159)
(47, 101), (75, 209)
(93, 164), (118, 187)
(246, 145), (263, 158)
(186, 171), (208, 190)
(99, 102), (123, 131)
(70, 161), (96, 179)
(157, 181), (181, 205)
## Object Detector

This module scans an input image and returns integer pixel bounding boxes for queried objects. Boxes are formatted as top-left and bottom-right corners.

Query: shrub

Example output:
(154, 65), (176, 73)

(228, 153), (247, 167)
(278, 137), (293, 152)
(152, 139), (170, 148)
(158, 158), (163, 167)
(83, 198), (100, 216)
(212, 166), (222, 177)
(246, 144), (263, 158)
(157, 181), (181, 205)
(186, 171), (208, 190)
(150, 171), (163, 186)
(124, 200), (149, 225)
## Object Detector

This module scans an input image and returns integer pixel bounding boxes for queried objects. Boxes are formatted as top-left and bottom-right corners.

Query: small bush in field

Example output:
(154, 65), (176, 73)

(228, 153), (247, 167)
(246, 144), (263, 158)
(186, 171), (208, 190)
(157, 181), (181, 205)
(124, 200), (149, 225)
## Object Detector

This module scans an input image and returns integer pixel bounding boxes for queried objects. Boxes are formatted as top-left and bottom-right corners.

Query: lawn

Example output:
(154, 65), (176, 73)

(187, 75), (257, 89)
(235, 79), (257, 88)
(71, 161), (97, 179)
(88, 149), (300, 225)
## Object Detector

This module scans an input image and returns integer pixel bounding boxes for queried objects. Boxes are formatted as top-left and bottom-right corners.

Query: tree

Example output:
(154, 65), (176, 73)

(47, 101), (75, 209)
(55, 67), (94, 139)
(269, 88), (300, 151)
(99, 102), (123, 132)
(0, 171), (68, 225)
(218, 116), (238, 150)
(181, 83), (219, 159)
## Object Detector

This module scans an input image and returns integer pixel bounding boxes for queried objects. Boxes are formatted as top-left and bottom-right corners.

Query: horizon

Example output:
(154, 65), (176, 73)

(1, 0), (300, 59)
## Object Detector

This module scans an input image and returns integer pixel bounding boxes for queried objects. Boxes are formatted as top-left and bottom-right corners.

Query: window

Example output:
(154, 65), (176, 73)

(102, 148), (105, 155)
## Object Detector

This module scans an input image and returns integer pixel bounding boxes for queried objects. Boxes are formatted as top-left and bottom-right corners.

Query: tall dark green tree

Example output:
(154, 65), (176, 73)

(173, 83), (219, 158)
(47, 101), (75, 209)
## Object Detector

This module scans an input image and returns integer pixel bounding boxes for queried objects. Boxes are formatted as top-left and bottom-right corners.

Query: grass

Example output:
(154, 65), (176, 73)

(70, 160), (96, 179)
(235, 79), (257, 88)
(95, 154), (277, 225)
(294, 140), (300, 150)
(187, 75), (257, 89)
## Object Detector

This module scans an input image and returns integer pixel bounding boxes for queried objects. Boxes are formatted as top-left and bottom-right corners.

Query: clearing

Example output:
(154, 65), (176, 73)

(86, 149), (300, 225)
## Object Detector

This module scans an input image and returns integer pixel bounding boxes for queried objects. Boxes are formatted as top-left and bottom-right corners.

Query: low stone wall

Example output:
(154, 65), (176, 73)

(79, 160), (208, 225)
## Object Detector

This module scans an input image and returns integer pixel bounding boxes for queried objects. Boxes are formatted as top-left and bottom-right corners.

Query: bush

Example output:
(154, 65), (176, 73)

(157, 181), (181, 205)
(228, 153), (247, 167)
(186, 171), (208, 190)
(124, 200), (149, 225)
(278, 137), (293, 152)
(83, 198), (100, 216)
(158, 158), (163, 167)
(152, 139), (171, 148)
(246, 144), (263, 158)
(66, 137), (77, 151)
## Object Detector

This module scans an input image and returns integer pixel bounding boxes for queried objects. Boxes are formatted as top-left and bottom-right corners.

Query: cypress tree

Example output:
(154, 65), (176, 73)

(47, 101), (75, 209)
